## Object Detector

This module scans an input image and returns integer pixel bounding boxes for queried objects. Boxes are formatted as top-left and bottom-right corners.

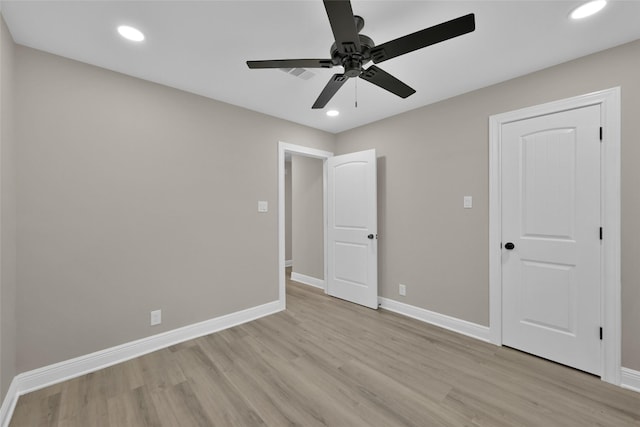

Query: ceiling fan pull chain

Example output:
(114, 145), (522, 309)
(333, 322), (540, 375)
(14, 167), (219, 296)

(355, 78), (358, 108)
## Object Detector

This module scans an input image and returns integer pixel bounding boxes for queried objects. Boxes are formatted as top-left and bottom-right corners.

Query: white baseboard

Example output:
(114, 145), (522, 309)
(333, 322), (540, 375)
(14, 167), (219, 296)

(621, 367), (640, 393)
(285, 259), (292, 268)
(0, 300), (282, 427)
(378, 297), (491, 343)
(290, 272), (325, 290)
(0, 378), (19, 427)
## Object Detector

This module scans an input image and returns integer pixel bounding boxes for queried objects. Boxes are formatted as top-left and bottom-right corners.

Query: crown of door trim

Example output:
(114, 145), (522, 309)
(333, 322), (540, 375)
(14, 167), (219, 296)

(488, 87), (621, 385)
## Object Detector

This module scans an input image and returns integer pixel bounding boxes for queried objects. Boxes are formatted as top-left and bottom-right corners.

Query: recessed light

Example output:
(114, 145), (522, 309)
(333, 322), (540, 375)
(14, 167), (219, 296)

(117, 25), (145, 42)
(570, 0), (607, 19)
(326, 110), (339, 117)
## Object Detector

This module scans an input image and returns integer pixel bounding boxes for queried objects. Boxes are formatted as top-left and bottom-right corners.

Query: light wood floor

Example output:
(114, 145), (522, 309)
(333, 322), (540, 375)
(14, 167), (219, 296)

(10, 273), (640, 426)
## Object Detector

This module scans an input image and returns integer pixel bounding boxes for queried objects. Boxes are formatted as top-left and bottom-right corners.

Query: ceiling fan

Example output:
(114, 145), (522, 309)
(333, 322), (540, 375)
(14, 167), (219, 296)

(246, 1), (475, 109)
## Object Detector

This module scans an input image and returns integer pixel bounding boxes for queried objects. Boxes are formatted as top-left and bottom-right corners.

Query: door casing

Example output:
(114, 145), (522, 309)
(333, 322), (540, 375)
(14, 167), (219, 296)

(489, 87), (621, 385)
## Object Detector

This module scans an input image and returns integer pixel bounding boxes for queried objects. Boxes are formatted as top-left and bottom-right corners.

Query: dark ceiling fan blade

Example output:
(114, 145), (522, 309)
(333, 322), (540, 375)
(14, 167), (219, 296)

(360, 66), (415, 98)
(370, 13), (475, 64)
(247, 59), (334, 69)
(323, 0), (361, 54)
(312, 74), (348, 109)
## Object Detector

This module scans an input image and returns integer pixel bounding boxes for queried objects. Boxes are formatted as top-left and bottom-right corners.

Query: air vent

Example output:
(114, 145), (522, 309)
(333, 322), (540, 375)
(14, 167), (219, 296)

(280, 68), (316, 81)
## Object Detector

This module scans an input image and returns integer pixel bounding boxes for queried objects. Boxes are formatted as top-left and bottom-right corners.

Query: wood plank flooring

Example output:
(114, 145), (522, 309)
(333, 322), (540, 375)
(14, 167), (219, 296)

(10, 273), (640, 426)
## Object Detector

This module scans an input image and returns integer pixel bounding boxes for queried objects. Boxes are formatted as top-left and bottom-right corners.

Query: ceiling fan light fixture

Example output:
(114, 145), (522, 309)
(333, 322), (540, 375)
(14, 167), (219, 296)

(570, 0), (607, 19)
(326, 110), (340, 117)
(117, 25), (145, 42)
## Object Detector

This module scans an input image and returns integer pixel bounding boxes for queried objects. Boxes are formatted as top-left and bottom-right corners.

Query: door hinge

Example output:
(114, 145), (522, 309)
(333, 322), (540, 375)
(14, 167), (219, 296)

(599, 127), (603, 141)
(600, 327), (603, 340)
(600, 227), (603, 240)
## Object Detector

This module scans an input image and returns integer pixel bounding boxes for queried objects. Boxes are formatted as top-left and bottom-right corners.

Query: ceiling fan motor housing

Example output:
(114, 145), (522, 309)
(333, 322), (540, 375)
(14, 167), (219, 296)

(330, 32), (375, 77)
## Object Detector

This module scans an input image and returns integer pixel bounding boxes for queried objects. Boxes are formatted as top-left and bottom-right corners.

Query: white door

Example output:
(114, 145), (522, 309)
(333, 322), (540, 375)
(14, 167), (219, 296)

(501, 104), (601, 375)
(327, 149), (378, 309)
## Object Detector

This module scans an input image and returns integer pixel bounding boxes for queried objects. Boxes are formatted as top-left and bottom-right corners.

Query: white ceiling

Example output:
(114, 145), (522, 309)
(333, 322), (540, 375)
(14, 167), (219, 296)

(2, 1), (640, 134)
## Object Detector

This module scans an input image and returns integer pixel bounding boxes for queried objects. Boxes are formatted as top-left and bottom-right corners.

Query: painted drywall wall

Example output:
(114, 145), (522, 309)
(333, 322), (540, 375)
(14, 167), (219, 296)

(0, 15), (16, 400)
(335, 39), (640, 370)
(291, 155), (324, 280)
(14, 46), (335, 372)
(285, 159), (292, 263)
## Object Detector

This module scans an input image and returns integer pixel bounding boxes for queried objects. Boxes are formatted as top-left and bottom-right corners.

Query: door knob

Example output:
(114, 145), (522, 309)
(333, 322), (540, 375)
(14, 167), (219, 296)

(367, 234), (375, 239)
(504, 242), (515, 250)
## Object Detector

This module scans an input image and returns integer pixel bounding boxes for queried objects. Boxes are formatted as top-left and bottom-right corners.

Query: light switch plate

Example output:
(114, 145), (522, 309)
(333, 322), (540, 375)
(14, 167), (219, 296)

(258, 201), (268, 213)
(150, 310), (161, 326)
(464, 196), (473, 209)
(399, 284), (407, 296)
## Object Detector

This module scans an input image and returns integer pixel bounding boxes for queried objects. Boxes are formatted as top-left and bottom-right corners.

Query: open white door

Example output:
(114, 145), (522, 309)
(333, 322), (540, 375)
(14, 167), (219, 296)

(327, 149), (378, 309)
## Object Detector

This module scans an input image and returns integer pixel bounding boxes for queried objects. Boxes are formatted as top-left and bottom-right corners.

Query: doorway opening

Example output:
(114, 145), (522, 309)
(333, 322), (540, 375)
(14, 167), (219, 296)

(278, 142), (333, 309)
(286, 153), (326, 289)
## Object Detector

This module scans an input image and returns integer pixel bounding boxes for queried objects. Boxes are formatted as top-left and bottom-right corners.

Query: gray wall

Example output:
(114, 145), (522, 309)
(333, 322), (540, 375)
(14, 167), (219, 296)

(291, 155), (324, 280)
(335, 39), (640, 371)
(0, 16), (16, 399)
(14, 46), (335, 372)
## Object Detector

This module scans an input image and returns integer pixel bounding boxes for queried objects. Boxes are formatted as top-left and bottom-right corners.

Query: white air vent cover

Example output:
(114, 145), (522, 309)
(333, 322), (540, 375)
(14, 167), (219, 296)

(280, 68), (316, 81)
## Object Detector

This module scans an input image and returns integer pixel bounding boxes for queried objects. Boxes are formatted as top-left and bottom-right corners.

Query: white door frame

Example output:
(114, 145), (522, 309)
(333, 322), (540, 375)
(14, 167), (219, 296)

(278, 141), (333, 309)
(489, 87), (621, 385)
